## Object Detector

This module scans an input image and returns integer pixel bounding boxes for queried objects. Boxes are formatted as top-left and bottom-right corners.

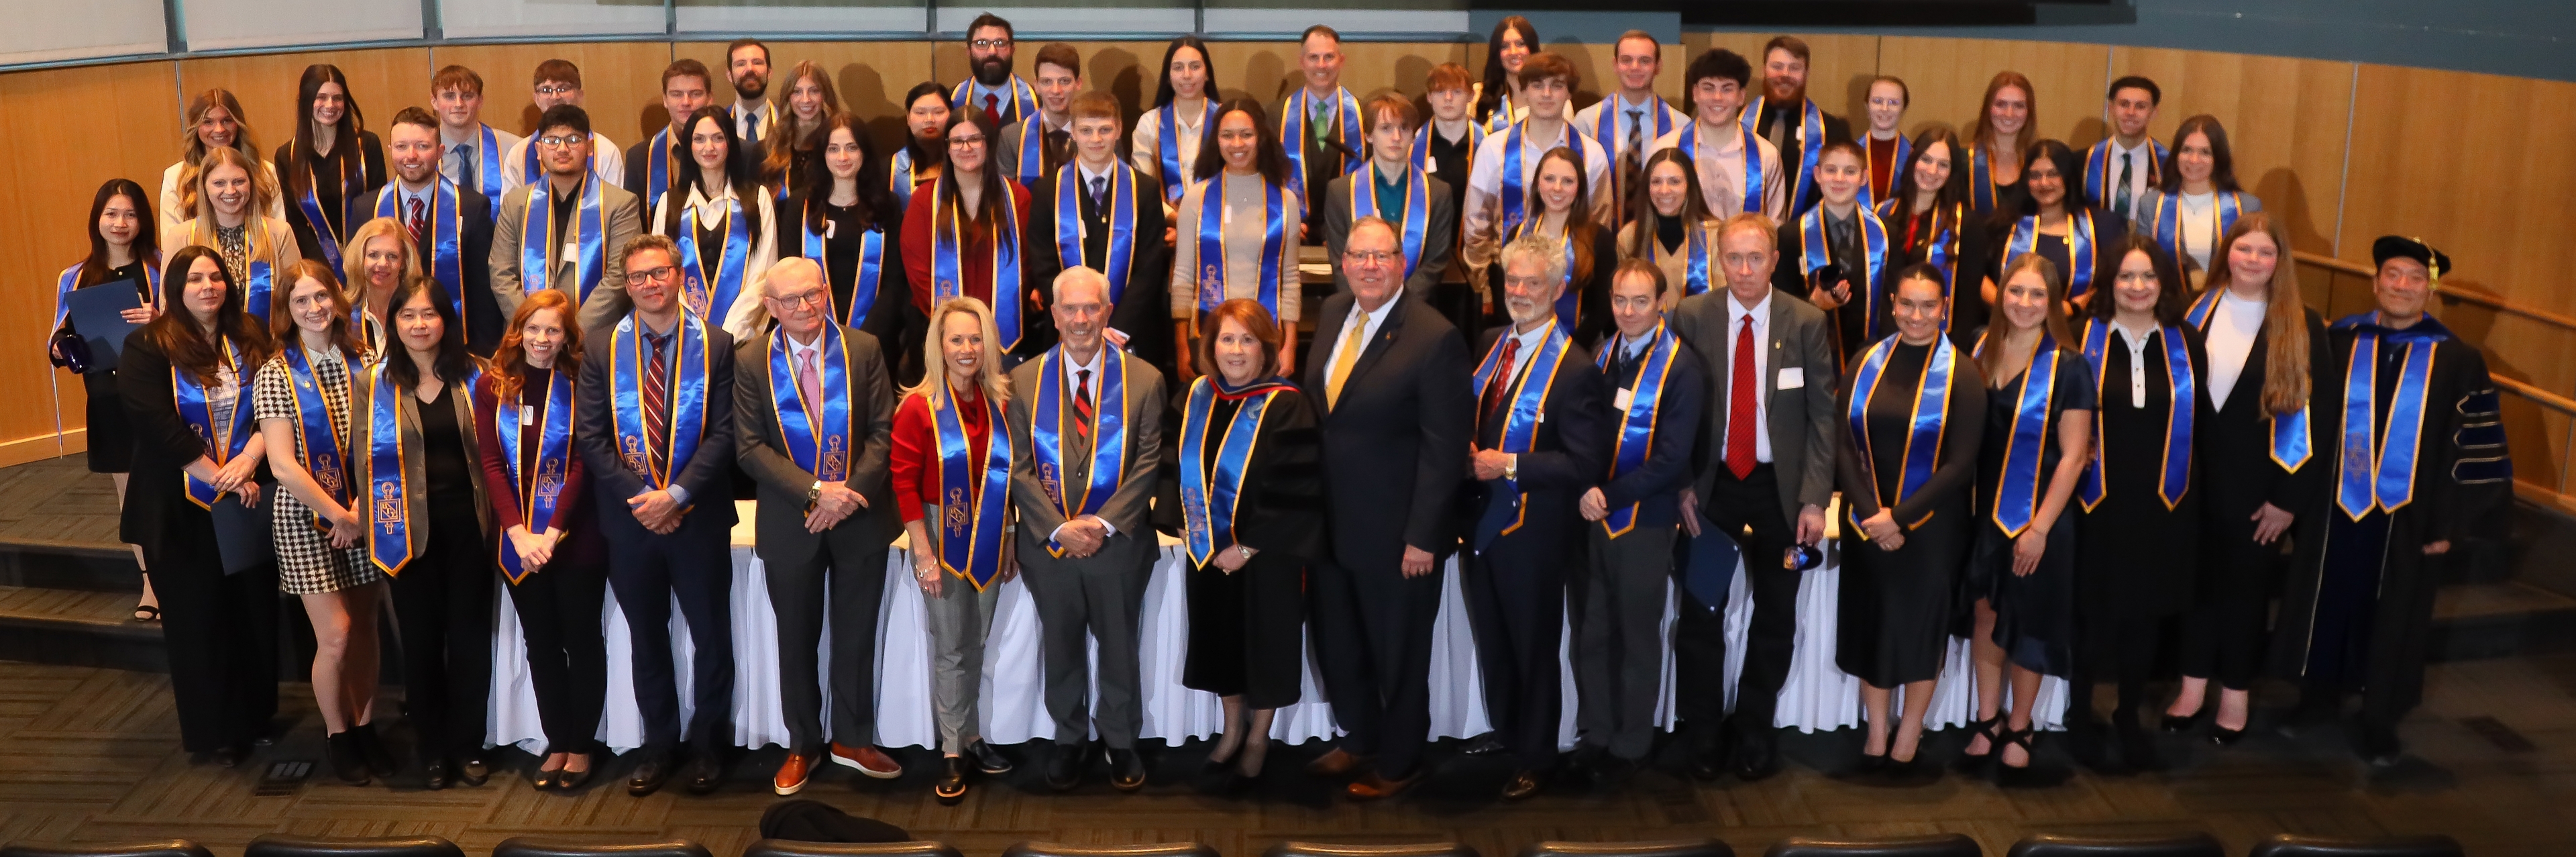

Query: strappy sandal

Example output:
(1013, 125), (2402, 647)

(1950, 715), (2002, 775)
(132, 603), (160, 623)
(1994, 725), (2060, 789)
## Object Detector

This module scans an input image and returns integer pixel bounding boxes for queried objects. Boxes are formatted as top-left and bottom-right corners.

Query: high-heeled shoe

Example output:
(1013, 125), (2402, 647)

(325, 732), (370, 785)
(2160, 708), (2208, 734)
(1951, 716), (2001, 775)
(1993, 727), (2057, 789)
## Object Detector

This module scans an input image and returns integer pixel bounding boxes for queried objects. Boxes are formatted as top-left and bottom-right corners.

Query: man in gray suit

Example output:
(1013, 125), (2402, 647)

(1320, 94), (1456, 299)
(733, 258), (902, 795)
(1008, 266), (1166, 793)
(490, 104), (641, 336)
(1668, 211), (1838, 782)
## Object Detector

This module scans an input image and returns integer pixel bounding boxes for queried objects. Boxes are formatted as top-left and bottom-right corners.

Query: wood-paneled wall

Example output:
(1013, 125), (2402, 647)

(11, 34), (2576, 472)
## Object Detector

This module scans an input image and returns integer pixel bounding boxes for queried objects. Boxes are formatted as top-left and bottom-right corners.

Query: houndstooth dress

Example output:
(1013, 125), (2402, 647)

(253, 347), (384, 595)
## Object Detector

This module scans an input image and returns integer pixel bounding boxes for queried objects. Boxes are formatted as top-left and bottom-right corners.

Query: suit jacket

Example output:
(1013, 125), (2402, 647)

(1006, 346), (1166, 543)
(1302, 293), (1474, 566)
(1320, 165), (1458, 298)
(734, 324), (898, 567)
(363, 183), (498, 353)
(1668, 287), (1839, 521)
(623, 133), (677, 210)
(1466, 325), (1609, 548)
(490, 177), (645, 336)
(350, 365), (496, 550)
(573, 315), (739, 534)
(1593, 330), (1709, 530)
(1023, 165), (1173, 370)
(995, 117), (1075, 187)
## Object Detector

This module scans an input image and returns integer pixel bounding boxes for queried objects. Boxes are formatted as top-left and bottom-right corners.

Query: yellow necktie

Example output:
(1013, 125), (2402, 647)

(1325, 316), (1369, 409)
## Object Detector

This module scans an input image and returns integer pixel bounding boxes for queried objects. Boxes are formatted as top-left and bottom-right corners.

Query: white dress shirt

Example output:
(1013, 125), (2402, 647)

(2106, 138), (2157, 221)
(1723, 289), (1775, 463)
(2112, 319), (2155, 409)
(1650, 118), (1787, 221)
(1051, 344), (1118, 540)
(1460, 119), (1615, 271)
(2206, 291), (2267, 410)
(735, 101), (773, 143)
(1327, 288), (1406, 376)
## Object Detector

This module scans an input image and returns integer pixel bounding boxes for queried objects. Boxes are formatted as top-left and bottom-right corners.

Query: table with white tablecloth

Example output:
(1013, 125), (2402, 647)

(483, 502), (2064, 754)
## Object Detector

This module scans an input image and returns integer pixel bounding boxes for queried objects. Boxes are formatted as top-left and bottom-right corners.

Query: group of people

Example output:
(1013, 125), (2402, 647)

(50, 13), (2512, 807)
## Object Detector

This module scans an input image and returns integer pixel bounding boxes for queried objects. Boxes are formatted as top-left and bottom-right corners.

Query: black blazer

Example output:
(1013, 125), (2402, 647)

(115, 332), (266, 550)
(574, 316), (739, 533)
(1464, 327), (1610, 545)
(1023, 166), (1172, 370)
(2194, 305), (2334, 517)
(1593, 332), (1708, 530)
(1301, 293), (1474, 567)
(362, 185), (498, 354)
(733, 325), (898, 566)
(1320, 167), (1458, 299)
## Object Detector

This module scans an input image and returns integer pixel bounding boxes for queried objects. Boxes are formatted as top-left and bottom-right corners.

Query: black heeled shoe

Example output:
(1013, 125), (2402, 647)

(2160, 708), (2208, 734)
(325, 732), (371, 785)
(1993, 726), (2059, 789)
(1951, 716), (2002, 775)
(352, 723), (398, 778)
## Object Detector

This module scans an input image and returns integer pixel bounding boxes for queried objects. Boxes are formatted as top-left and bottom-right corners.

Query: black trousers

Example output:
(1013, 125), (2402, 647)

(1310, 554), (1445, 775)
(765, 534), (892, 755)
(505, 553), (608, 755)
(1464, 521), (1572, 768)
(390, 513), (495, 759)
(604, 510), (735, 754)
(156, 548), (279, 752)
(1675, 464), (1797, 743)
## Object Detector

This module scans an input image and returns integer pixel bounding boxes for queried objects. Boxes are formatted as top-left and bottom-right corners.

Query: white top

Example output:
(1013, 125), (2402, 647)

(2112, 319), (2155, 409)
(1649, 119), (1787, 221)
(2206, 290), (2268, 411)
(502, 134), (625, 195)
(158, 158), (288, 243)
(650, 182), (779, 342)
(2178, 191), (2219, 271)
(2105, 138), (2157, 221)
(1722, 289), (1775, 463)
(1129, 100), (1212, 199)
(1460, 119), (1615, 272)
(1327, 287), (1405, 379)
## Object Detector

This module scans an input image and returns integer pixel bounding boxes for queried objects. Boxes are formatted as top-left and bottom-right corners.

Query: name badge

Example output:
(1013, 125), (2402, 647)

(1613, 387), (1635, 412)
(520, 405), (535, 426)
(1424, 158), (1438, 176)
(561, 242), (581, 264)
(1778, 366), (1805, 390)
(1222, 203), (1234, 225)
(825, 221), (837, 239)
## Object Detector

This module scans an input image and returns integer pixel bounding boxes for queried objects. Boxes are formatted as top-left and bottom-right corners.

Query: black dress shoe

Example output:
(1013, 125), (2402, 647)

(1108, 748), (1146, 791)
(424, 758), (454, 790)
(1731, 731), (1782, 782)
(352, 724), (398, 778)
(1044, 743), (1086, 791)
(1500, 768), (1544, 801)
(2161, 709), (2207, 734)
(682, 754), (723, 795)
(2116, 721), (2165, 772)
(627, 753), (673, 797)
(1843, 750), (1890, 780)
(1460, 734), (1507, 756)
(556, 758), (595, 791)
(530, 766), (559, 791)
(211, 744), (247, 768)
(458, 754), (491, 787)
(1686, 742), (1729, 781)
(325, 732), (370, 785)
(967, 740), (1014, 774)
(934, 756), (969, 805)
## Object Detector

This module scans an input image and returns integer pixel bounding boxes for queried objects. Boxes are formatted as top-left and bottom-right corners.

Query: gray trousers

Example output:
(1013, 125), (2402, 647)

(1576, 522), (1676, 760)
(765, 536), (892, 756)
(921, 507), (1004, 755)
(1018, 529), (1154, 748)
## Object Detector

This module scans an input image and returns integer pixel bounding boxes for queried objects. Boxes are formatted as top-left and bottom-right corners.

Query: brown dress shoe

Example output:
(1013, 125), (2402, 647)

(773, 752), (812, 795)
(1501, 769), (1544, 801)
(830, 744), (904, 779)
(1344, 768), (1420, 801)
(1305, 748), (1368, 777)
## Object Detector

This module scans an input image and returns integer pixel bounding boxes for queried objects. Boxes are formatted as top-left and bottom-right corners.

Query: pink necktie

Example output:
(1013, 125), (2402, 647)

(797, 347), (822, 409)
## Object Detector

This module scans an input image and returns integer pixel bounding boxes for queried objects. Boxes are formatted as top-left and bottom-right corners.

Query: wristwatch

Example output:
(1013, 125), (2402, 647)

(806, 480), (822, 505)
(1234, 544), (1255, 562)
(1503, 454), (1519, 482)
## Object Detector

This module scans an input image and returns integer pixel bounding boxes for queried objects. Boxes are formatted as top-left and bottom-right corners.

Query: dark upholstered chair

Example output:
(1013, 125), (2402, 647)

(245, 836), (465, 857)
(2004, 834), (2222, 857)
(1762, 835), (1982, 857)
(2246, 835), (2463, 857)
(743, 842), (960, 857)
(1265, 843), (1479, 857)
(1, 841), (215, 857)
(1517, 840), (1731, 857)
(494, 838), (714, 857)
(1001, 844), (1222, 857)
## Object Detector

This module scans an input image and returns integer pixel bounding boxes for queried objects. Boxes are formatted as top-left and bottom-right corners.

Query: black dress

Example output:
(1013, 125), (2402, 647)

(1965, 338), (2096, 678)
(1181, 381), (1324, 710)
(59, 260), (154, 472)
(1884, 203), (1991, 353)
(791, 195), (920, 389)
(275, 132), (387, 264)
(2076, 322), (2209, 680)
(1834, 339), (1988, 687)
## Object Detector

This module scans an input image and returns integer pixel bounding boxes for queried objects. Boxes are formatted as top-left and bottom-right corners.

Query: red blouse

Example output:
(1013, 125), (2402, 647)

(889, 385), (999, 524)
(901, 178), (1035, 318)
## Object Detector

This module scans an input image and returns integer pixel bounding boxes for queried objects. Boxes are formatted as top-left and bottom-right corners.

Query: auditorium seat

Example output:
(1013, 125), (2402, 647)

(1517, 840), (1731, 857)
(1002, 844), (1221, 857)
(494, 838), (714, 857)
(1761, 834), (1982, 857)
(245, 835), (465, 857)
(1, 840), (214, 857)
(2245, 835), (2463, 857)
(743, 842), (963, 857)
(2002, 834), (2222, 857)
(1263, 842), (1479, 857)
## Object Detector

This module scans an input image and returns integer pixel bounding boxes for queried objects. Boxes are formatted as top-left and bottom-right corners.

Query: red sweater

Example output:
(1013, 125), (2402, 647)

(901, 179), (1034, 319)
(473, 370), (588, 534)
(889, 385), (999, 524)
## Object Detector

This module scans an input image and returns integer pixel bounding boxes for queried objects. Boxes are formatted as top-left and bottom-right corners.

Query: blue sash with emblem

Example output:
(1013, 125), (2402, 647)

(1347, 162), (1430, 281)
(1159, 101), (1222, 205)
(931, 183), (1026, 351)
(1974, 331), (2062, 536)
(802, 209), (885, 328)
(1740, 97), (1824, 213)
(1801, 203), (1891, 340)
(675, 195), (751, 322)
(174, 336), (256, 509)
(282, 344), (353, 530)
(2332, 313), (2447, 519)
(1472, 318), (1570, 541)
(495, 368), (575, 583)
(2183, 287), (2314, 472)
(521, 177), (608, 302)
(1281, 87), (1361, 201)
(1847, 333), (1958, 529)
(1194, 177), (1286, 317)
(2082, 138), (2165, 210)
(2078, 319), (2196, 511)
(2006, 209), (2100, 301)
(769, 325), (855, 485)
(2145, 189), (2243, 270)
(1179, 376), (1293, 565)
(933, 387), (1012, 590)
(1595, 323), (1678, 536)
(376, 181), (466, 320)
(609, 313), (710, 489)
(1499, 121), (1590, 238)
(1055, 161), (1137, 302)
(1030, 346), (1131, 556)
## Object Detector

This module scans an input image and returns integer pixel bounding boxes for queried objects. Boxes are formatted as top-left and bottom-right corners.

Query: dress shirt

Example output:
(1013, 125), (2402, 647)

(440, 127), (493, 188)
(1461, 120), (1613, 270)
(735, 101), (773, 142)
(2206, 290), (2267, 410)
(1129, 101), (1208, 189)
(1051, 344), (1118, 541)
(1326, 288), (1405, 375)
(1078, 160), (1116, 203)
(784, 329), (826, 381)
(1650, 118), (1786, 220)
(2112, 319), (2155, 409)
(2106, 138), (2156, 221)
(1497, 319), (1552, 397)
(396, 180), (437, 228)
(1724, 289), (1775, 463)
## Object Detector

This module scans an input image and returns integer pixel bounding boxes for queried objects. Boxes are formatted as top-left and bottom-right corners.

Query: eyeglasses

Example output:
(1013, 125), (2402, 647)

(969, 38), (1012, 50)
(537, 135), (588, 148)
(1344, 250), (1398, 265)
(536, 85), (578, 96)
(627, 265), (676, 285)
(769, 289), (828, 309)
(948, 136), (987, 149)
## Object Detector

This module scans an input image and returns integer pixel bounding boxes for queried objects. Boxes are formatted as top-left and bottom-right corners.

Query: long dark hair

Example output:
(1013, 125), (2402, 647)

(1193, 98), (1291, 186)
(284, 64), (366, 207)
(663, 106), (766, 239)
(801, 112), (892, 236)
(1623, 148), (1711, 259)
(1477, 16), (1538, 125)
(900, 82), (951, 168)
(79, 179), (158, 288)
(2088, 234), (2189, 328)
(1886, 127), (1968, 219)
(935, 110), (1014, 231)
(1152, 37), (1218, 109)
(148, 245), (266, 382)
(380, 276), (476, 387)
(2161, 113), (2241, 194)
(2012, 138), (2084, 218)
(1525, 146), (1598, 287)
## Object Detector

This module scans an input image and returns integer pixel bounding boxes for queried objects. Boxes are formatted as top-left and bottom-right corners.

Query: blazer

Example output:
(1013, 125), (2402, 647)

(734, 324), (900, 567)
(362, 183), (498, 353)
(1464, 325), (1610, 548)
(1593, 330), (1709, 530)
(1006, 346), (1167, 541)
(1668, 287), (1841, 522)
(115, 331), (268, 552)
(1301, 293), (1476, 566)
(572, 315), (740, 533)
(490, 177), (646, 336)
(350, 364), (495, 552)
(1320, 165), (1459, 298)
(1023, 165), (1173, 368)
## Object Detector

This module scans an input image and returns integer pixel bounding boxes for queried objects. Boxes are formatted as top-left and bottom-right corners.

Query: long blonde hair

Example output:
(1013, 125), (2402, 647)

(190, 146), (280, 228)
(178, 89), (263, 211)
(1978, 253), (2075, 381)
(905, 296), (1014, 410)
(339, 216), (423, 305)
(2200, 211), (2310, 416)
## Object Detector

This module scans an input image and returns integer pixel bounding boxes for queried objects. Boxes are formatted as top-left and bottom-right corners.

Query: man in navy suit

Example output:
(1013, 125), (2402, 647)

(370, 107), (498, 352)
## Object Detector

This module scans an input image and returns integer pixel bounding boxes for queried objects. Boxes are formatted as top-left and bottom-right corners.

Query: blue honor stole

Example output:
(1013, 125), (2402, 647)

(802, 210), (885, 328)
(2076, 319), (2196, 511)
(1740, 97), (1824, 213)
(1800, 203), (1891, 338)
(1159, 101), (1222, 205)
(55, 260), (162, 327)
(1974, 331), (2061, 536)
(1471, 318), (1572, 538)
(1498, 120), (1591, 238)
(495, 368), (576, 583)
(1509, 217), (1582, 329)
(1858, 133), (1912, 211)
(521, 177), (608, 301)
(2083, 138), (2165, 208)
(1878, 199), (1968, 332)
(294, 144), (365, 274)
(1349, 162), (1430, 280)
(363, 362), (481, 575)
(1055, 161), (1137, 303)
(952, 77), (1039, 127)
(282, 345), (353, 530)
(1663, 220), (1714, 297)
(931, 184), (1026, 351)
(1409, 119), (1487, 177)
(245, 260), (274, 324)
(1674, 120), (1764, 215)
(1847, 333), (1959, 529)
(888, 149), (919, 209)
(376, 181), (466, 319)
(675, 195), (751, 321)
(645, 127), (681, 212)
(472, 125), (508, 219)
(1595, 323), (1679, 537)
(1481, 90), (1516, 134)
(934, 387), (1012, 590)
(1281, 87), (1362, 191)
(2182, 288), (2314, 472)
(1030, 346), (1131, 556)
(2331, 315), (2445, 519)
(199, 217), (280, 323)
(1591, 97), (1675, 161)
(2006, 209), (2100, 300)
(174, 336), (256, 508)
(1969, 146), (2000, 214)
(1194, 176), (1287, 317)
(610, 313), (712, 488)
(1010, 115), (1050, 185)
(1179, 376), (1293, 565)
(2147, 190), (2243, 268)
(769, 325), (855, 487)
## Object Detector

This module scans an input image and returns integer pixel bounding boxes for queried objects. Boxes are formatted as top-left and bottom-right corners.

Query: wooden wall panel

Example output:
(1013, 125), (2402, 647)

(2111, 48), (2353, 255)
(1688, 32), (1880, 125)
(427, 42), (674, 144)
(1877, 36), (2108, 145)
(173, 48), (432, 154)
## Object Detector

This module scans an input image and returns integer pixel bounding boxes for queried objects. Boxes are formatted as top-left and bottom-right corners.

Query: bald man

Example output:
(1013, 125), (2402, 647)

(734, 257), (902, 794)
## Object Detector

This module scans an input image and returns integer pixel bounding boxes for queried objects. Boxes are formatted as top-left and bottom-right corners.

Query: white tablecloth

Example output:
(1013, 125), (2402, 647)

(485, 503), (2061, 754)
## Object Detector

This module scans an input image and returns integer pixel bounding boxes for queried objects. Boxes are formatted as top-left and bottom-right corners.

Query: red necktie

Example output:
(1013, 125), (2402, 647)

(407, 197), (427, 248)
(1073, 367), (1095, 442)
(643, 332), (671, 476)
(1479, 336), (1521, 434)
(1725, 317), (1758, 479)
(982, 93), (1003, 131)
